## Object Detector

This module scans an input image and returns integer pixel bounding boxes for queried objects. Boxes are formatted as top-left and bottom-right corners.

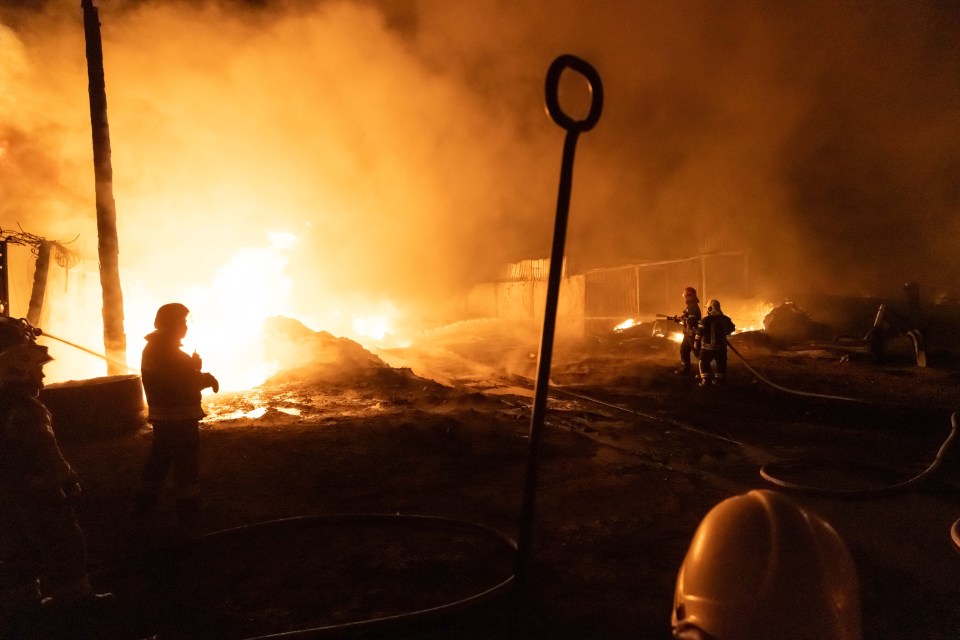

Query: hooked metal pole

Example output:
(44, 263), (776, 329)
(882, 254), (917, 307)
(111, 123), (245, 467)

(516, 54), (603, 583)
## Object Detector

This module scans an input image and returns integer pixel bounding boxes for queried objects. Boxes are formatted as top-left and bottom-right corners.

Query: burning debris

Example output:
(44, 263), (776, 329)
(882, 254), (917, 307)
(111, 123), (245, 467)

(757, 299), (928, 366)
(761, 302), (832, 343)
(261, 316), (389, 384)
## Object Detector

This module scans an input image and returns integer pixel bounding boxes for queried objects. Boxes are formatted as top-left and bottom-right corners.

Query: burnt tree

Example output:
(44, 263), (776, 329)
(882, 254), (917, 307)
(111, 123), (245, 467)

(82, 0), (127, 374)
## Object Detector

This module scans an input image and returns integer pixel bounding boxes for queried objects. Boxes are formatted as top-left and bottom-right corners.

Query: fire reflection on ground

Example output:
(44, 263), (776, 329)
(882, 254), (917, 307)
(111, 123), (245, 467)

(201, 382), (393, 428)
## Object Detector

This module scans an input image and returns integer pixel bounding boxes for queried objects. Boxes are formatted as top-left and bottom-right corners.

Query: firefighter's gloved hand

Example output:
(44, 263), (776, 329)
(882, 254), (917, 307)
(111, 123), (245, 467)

(206, 373), (220, 393)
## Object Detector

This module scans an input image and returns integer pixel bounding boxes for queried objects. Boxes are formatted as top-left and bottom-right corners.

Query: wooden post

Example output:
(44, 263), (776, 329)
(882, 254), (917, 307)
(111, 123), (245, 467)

(82, 0), (127, 374)
(0, 240), (9, 317)
(26, 241), (51, 327)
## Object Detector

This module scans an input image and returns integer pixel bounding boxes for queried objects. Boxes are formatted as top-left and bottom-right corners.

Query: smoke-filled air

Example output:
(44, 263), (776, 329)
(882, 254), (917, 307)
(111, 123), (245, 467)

(1, 0), (958, 387)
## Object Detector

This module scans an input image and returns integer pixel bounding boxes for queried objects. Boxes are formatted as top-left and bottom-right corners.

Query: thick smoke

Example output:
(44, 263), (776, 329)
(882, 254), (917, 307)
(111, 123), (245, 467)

(397, 0), (960, 298)
(1, 0), (958, 320)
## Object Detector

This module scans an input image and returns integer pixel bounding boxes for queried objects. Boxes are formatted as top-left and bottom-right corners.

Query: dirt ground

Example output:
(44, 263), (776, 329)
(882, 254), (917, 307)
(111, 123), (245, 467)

(23, 318), (960, 639)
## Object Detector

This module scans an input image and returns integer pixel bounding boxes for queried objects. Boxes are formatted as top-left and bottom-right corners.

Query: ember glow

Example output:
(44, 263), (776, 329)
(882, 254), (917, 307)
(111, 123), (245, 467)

(734, 302), (777, 334)
(174, 232), (297, 390)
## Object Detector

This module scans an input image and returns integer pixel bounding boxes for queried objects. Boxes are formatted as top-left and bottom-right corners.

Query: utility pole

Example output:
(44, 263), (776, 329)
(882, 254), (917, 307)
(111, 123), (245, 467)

(0, 239), (9, 317)
(82, 0), (127, 374)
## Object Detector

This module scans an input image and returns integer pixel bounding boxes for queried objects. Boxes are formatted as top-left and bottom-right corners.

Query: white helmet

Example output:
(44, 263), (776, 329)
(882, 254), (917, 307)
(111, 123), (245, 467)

(672, 489), (861, 640)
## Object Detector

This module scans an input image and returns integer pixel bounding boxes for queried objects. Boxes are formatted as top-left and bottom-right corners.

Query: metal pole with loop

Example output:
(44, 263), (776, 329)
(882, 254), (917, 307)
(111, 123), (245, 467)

(516, 54), (603, 583)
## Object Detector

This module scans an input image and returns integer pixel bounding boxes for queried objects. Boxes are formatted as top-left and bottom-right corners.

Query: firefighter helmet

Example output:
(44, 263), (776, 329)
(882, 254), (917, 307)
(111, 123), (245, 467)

(707, 299), (722, 315)
(683, 287), (697, 298)
(0, 317), (52, 385)
(672, 489), (862, 640)
(153, 303), (190, 330)
(0, 316), (42, 350)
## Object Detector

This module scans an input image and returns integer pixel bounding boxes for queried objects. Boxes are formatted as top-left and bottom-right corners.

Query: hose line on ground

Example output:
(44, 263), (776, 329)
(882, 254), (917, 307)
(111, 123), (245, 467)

(759, 411), (958, 497)
(728, 341), (875, 404)
(541, 379), (744, 446)
(100, 514), (517, 640)
(517, 344), (957, 501)
(727, 339), (957, 497)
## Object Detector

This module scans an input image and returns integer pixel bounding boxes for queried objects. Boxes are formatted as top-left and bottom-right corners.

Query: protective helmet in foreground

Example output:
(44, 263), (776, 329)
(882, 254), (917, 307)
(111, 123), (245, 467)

(0, 317), (52, 385)
(154, 303), (190, 330)
(706, 299), (722, 315)
(0, 316), (42, 351)
(683, 287), (697, 298)
(672, 489), (861, 640)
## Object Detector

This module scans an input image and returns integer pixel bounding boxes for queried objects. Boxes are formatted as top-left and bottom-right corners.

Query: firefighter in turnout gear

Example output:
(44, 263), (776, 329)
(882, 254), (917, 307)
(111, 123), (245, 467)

(0, 318), (112, 629)
(134, 303), (219, 533)
(674, 287), (702, 375)
(697, 299), (735, 386)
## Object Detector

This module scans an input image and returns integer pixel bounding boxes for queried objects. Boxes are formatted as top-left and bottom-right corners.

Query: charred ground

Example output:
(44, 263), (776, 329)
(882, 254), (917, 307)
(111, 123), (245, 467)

(36, 311), (960, 640)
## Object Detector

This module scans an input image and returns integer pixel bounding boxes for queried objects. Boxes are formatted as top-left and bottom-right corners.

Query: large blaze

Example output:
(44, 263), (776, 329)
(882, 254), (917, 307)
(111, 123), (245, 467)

(29, 229), (407, 391)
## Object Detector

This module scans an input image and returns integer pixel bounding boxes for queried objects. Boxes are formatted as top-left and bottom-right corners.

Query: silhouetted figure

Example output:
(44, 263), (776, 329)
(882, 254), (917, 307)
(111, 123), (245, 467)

(673, 489), (861, 639)
(134, 303), (218, 534)
(673, 287), (702, 375)
(696, 299), (735, 386)
(0, 318), (112, 632)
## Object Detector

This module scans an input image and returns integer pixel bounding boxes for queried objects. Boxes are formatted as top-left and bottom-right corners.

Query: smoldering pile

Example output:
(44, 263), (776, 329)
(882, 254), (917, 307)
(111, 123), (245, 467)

(259, 316), (463, 398)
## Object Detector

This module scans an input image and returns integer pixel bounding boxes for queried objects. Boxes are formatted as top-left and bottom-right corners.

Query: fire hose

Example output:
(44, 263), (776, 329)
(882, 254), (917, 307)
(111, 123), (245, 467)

(488, 337), (956, 501)
(495, 339), (957, 507)
(0, 315), (138, 373)
(724, 339), (958, 497)
(727, 340), (878, 405)
(41, 330), (139, 373)
(99, 514), (518, 640)
(530, 343), (960, 555)
(546, 376), (956, 498)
